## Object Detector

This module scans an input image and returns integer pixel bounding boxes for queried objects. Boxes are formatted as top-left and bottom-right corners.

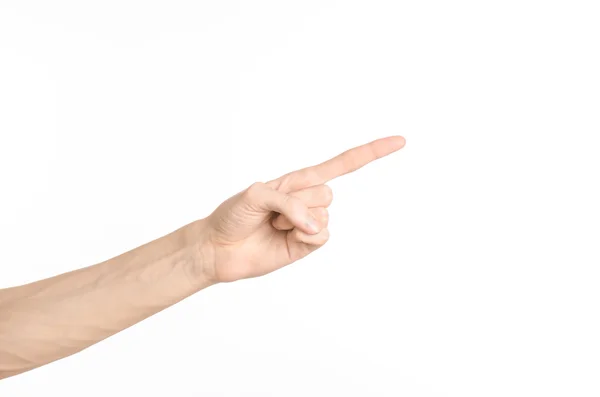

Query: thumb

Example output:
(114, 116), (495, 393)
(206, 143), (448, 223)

(244, 182), (321, 235)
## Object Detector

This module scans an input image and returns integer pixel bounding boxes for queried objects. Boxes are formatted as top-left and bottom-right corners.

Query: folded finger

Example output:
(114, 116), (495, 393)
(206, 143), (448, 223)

(273, 207), (329, 231)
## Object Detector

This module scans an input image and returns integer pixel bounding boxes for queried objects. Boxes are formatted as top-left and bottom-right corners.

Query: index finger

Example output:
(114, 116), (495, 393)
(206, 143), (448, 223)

(271, 135), (406, 192)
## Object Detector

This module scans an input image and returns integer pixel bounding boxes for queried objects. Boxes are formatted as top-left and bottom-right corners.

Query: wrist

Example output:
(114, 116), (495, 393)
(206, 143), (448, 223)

(183, 218), (219, 287)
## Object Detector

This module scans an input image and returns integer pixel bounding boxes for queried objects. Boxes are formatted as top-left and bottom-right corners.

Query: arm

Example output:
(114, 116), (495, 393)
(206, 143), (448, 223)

(0, 219), (213, 379)
(0, 135), (405, 380)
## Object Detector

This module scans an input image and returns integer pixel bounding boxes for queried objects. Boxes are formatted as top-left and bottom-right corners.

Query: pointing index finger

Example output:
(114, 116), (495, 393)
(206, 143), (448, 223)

(272, 135), (406, 192)
(312, 135), (406, 183)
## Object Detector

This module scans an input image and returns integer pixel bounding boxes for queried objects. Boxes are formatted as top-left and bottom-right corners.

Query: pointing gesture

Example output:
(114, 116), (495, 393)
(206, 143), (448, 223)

(0, 136), (405, 379)
(267, 135), (406, 193)
(200, 136), (406, 282)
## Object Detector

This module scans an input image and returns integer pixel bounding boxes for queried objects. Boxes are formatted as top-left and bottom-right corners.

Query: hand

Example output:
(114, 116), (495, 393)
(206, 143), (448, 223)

(198, 136), (406, 283)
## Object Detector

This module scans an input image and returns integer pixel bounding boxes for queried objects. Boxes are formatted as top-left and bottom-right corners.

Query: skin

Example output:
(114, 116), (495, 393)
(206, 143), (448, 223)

(0, 135), (405, 380)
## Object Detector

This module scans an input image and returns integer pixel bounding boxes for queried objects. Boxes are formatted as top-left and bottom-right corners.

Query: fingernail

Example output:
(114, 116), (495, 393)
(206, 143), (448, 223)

(306, 214), (320, 233)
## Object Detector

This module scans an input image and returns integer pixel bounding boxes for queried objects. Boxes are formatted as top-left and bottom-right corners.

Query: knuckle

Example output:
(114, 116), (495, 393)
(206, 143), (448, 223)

(277, 174), (295, 192)
(292, 170), (313, 190)
(313, 207), (328, 220)
(265, 179), (282, 190)
(248, 181), (266, 192)
(342, 151), (360, 172)
(245, 182), (266, 199)
(287, 196), (306, 216)
(280, 192), (293, 207)
(288, 189), (302, 200)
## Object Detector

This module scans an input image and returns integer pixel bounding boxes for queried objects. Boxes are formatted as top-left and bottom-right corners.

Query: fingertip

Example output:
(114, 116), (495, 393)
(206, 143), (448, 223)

(373, 135), (406, 156)
(392, 135), (406, 149)
(291, 226), (330, 246)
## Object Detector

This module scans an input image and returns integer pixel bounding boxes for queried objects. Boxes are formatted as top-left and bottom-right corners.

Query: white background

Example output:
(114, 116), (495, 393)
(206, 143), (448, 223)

(1, 1), (599, 396)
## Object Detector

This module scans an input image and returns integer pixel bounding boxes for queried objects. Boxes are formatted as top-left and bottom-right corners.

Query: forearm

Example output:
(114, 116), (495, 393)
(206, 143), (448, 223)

(0, 219), (214, 379)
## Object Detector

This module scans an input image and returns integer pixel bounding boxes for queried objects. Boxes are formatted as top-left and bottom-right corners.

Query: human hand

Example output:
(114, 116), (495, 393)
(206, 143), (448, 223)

(198, 136), (406, 283)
